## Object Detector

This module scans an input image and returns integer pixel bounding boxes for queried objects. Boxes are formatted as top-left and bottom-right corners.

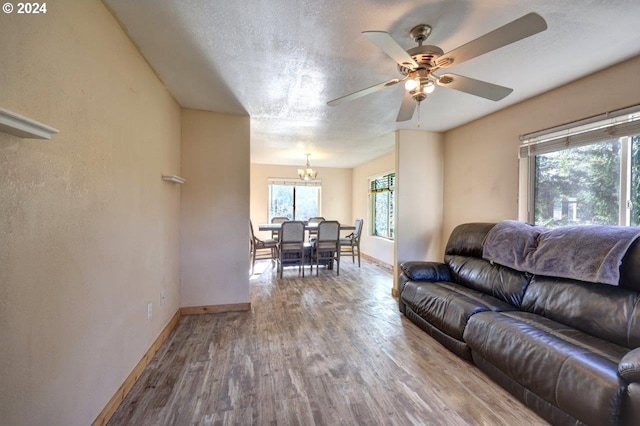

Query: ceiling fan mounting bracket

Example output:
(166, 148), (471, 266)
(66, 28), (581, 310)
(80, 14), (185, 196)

(410, 24), (432, 44)
(397, 45), (444, 76)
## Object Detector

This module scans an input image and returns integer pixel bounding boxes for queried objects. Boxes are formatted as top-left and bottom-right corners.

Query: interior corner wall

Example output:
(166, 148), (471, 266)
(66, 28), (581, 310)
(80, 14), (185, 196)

(352, 152), (396, 266)
(442, 55), (640, 245)
(181, 109), (250, 307)
(394, 130), (444, 289)
(0, 2), (182, 425)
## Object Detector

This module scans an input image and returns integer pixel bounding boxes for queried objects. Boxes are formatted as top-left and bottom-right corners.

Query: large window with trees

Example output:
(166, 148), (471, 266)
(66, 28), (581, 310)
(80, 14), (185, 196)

(522, 107), (640, 227)
(369, 172), (395, 239)
(268, 178), (320, 221)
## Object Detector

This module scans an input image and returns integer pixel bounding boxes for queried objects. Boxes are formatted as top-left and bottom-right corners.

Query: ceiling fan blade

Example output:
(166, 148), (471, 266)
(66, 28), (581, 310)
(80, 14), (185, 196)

(435, 13), (547, 68)
(327, 78), (401, 106)
(362, 31), (419, 69)
(437, 73), (513, 101)
(396, 91), (416, 122)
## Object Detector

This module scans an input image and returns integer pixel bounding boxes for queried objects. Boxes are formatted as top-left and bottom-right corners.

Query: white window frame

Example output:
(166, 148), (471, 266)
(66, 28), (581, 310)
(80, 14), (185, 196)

(368, 172), (395, 240)
(267, 178), (322, 221)
(520, 104), (640, 226)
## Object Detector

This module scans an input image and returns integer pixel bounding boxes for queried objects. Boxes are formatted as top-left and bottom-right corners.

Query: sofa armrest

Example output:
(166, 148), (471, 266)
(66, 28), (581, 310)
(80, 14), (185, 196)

(619, 347), (640, 382)
(400, 261), (451, 282)
(624, 383), (640, 424)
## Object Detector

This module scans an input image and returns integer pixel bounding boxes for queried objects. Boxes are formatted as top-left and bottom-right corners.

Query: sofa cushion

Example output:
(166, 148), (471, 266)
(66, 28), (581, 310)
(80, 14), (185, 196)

(445, 255), (532, 308)
(444, 222), (495, 258)
(400, 280), (516, 341)
(404, 307), (472, 360)
(620, 238), (640, 291)
(464, 311), (628, 426)
(521, 276), (640, 348)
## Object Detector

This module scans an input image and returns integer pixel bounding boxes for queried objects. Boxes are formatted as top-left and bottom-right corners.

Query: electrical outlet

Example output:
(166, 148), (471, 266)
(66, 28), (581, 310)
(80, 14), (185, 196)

(147, 301), (152, 320)
(160, 289), (166, 306)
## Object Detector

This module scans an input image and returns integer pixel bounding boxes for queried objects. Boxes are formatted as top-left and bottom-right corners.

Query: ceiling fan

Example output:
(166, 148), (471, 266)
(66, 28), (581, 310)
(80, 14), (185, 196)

(327, 13), (547, 122)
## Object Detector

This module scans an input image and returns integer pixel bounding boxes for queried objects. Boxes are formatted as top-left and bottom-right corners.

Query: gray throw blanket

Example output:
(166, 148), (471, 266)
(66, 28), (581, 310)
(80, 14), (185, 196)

(482, 220), (640, 286)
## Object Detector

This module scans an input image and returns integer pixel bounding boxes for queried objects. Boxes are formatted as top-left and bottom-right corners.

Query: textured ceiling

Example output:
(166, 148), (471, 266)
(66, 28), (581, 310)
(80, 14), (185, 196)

(104, 0), (640, 168)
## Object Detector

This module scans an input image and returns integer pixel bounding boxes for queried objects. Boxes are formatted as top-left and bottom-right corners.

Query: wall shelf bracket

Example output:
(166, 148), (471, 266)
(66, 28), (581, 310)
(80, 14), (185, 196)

(0, 107), (59, 139)
(162, 175), (186, 184)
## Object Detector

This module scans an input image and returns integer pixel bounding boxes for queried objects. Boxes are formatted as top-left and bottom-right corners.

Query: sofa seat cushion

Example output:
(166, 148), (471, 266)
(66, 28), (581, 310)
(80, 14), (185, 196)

(400, 280), (517, 341)
(464, 311), (628, 426)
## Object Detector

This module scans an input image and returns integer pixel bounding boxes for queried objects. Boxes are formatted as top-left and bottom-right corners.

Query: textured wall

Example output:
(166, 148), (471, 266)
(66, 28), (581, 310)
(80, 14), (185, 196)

(180, 109), (250, 307)
(0, 1), (182, 425)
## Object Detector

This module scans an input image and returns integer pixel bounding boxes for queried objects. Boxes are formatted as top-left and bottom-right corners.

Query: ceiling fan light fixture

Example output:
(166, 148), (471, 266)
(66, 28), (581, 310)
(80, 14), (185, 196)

(423, 80), (435, 94)
(404, 78), (419, 91)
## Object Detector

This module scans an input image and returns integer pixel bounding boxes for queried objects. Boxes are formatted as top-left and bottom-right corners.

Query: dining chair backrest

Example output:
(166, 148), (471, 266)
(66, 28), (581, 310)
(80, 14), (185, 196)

(316, 221), (340, 247)
(277, 220), (306, 278)
(249, 220), (257, 241)
(270, 216), (288, 240)
(308, 217), (325, 224)
(312, 221), (341, 276)
(339, 219), (363, 268)
(249, 219), (278, 275)
(353, 219), (364, 240)
(280, 221), (305, 246)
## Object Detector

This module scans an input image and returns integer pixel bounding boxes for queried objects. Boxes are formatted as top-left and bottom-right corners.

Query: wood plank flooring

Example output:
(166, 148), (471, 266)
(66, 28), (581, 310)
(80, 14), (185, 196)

(108, 258), (547, 425)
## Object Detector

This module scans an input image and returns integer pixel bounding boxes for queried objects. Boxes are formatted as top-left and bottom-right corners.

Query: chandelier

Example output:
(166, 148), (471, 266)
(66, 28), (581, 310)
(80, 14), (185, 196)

(297, 153), (318, 181)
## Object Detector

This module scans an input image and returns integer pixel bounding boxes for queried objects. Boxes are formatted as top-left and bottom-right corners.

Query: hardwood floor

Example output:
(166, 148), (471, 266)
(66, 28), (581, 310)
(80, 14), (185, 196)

(108, 258), (546, 425)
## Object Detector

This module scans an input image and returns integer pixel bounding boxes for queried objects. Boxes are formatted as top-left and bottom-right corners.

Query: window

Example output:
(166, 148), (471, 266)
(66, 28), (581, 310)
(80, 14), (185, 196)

(521, 106), (640, 227)
(369, 172), (395, 239)
(268, 178), (320, 221)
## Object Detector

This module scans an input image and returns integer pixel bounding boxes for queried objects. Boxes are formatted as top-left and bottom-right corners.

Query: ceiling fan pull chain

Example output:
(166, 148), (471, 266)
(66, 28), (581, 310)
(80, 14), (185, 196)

(417, 102), (421, 128)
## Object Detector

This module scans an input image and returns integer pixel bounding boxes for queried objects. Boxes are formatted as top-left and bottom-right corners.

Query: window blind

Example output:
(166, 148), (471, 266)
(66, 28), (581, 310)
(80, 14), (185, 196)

(268, 178), (321, 187)
(370, 173), (395, 193)
(519, 104), (640, 158)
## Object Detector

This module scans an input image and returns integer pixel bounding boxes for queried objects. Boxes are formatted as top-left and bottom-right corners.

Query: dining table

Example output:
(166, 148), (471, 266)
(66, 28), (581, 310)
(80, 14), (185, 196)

(258, 222), (356, 232)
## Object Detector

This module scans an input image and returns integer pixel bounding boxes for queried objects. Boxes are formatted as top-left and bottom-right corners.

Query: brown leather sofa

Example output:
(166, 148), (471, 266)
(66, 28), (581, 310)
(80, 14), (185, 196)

(398, 222), (640, 426)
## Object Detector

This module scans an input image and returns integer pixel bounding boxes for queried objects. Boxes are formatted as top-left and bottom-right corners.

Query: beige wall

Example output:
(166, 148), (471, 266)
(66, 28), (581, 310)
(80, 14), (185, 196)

(443, 55), (640, 246)
(181, 110), (250, 307)
(395, 130), (444, 288)
(0, 2), (182, 425)
(352, 152), (396, 266)
(4, 2), (638, 424)
(250, 163), (352, 238)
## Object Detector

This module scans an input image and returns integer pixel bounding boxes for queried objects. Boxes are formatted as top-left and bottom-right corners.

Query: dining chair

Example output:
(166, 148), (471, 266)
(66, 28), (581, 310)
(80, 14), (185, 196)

(249, 220), (278, 275)
(270, 216), (289, 241)
(311, 220), (340, 276)
(277, 221), (307, 278)
(307, 216), (325, 242)
(340, 218), (363, 267)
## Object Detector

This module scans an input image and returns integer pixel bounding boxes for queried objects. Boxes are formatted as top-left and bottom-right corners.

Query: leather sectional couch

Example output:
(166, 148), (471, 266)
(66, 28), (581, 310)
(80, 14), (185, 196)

(398, 222), (640, 426)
